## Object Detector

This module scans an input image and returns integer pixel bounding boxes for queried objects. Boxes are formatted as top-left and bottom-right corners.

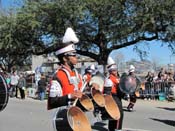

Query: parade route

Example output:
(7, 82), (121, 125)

(0, 97), (174, 131)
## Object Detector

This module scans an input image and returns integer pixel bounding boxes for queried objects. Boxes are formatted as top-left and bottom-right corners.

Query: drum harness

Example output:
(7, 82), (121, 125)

(53, 67), (87, 106)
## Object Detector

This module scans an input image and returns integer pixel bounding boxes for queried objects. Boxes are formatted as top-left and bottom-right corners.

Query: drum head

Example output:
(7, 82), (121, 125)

(0, 74), (9, 112)
(104, 95), (120, 120)
(119, 74), (137, 94)
(68, 106), (91, 131)
(79, 94), (94, 111)
(91, 87), (105, 107)
(89, 75), (104, 92)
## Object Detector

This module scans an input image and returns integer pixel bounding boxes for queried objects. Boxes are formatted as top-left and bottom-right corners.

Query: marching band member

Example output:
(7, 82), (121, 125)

(127, 65), (141, 111)
(47, 27), (83, 110)
(82, 65), (95, 83)
(104, 57), (124, 131)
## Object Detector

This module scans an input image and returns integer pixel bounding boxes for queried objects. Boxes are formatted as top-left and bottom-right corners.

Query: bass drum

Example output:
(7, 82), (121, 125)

(0, 74), (9, 112)
(119, 73), (141, 94)
(53, 106), (91, 131)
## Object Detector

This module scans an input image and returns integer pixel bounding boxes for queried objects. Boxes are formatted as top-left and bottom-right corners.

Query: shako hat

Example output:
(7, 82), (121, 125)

(85, 64), (95, 73)
(107, 56), (117, 71)
(55, 27), (79, 56)
(128, 65), (135, 73)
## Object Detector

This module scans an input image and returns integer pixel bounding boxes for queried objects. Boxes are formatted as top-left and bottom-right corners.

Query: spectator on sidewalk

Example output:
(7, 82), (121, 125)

(144, 71), (154, 100)
(157, 67), (165, 81)
(17, 73), (26, 99)
(37, 74), (47, 101)
(10, 71), (19, 98)
(4, 72), (11, 90)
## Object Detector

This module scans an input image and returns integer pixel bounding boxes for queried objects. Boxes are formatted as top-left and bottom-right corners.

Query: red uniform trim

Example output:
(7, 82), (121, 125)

(56, 67), (82, 95)
(109, 74), (119, 94)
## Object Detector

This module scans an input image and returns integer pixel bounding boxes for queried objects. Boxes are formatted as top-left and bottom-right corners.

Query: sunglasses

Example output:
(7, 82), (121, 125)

(64, 52), (77, 57)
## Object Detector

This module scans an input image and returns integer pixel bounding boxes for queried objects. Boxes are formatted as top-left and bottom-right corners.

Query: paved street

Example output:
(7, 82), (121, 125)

(0, 97), (175, 131)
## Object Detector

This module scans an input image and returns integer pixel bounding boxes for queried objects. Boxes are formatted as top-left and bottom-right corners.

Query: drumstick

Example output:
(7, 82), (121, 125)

(81, 82), (87, 92)
(72, 82), (87, 106)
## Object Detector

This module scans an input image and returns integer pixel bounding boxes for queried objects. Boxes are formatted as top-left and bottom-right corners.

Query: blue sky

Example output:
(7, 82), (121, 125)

(1, 0), (23, 9)
(2, 0), (174, 65)
(110, 40), (175, 65)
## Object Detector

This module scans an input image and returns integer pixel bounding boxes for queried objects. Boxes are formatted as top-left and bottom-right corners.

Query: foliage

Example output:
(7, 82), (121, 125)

(0, 8), (42, 71)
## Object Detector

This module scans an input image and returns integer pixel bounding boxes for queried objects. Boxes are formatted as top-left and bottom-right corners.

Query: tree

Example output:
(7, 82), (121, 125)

(0, 0), (175, 68)
(151, 56), (160, 72)
(114, 52), (125, 71)
(28, 0), (175, 64)
(0, 8), (43, 71)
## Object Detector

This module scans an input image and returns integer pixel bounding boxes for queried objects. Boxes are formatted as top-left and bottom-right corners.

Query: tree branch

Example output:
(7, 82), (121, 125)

(111, 34), (158, 50)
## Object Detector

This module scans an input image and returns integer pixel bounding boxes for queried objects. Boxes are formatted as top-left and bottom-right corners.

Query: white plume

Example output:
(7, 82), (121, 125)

(62, 27), (79, 44)
(107, 56), (115, 65)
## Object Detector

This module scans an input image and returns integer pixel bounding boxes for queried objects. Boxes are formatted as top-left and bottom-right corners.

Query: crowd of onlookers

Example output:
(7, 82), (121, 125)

(1, 71), (26, 99)
(140, 68), (175, 101)
(1, 64), (175, 102)
(144, 68), (175, 83)
(1, 68), (48, 101)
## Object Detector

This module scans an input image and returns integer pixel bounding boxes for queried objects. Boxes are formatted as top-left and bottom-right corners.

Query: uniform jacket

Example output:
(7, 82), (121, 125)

(108, 74), (120, 94)
(83, 73), (92, 83)
(48, 65), (83, 110)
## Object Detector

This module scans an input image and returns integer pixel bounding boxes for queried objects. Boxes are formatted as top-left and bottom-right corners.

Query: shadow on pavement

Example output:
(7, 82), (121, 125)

(150, 118), (175, 127)
(123, 107), (136, 112)
(91, 125), (108, 131)
(157, 107), (175, 111)
(91, 122), (108, 131)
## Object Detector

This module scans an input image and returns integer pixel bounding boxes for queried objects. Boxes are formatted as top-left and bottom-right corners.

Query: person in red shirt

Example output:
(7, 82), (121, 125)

(47, 27), (83, 109)
(104, 57), (124, 131)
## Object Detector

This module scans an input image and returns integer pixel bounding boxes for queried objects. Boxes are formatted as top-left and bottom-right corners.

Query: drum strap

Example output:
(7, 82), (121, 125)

(53, 67), (80, 88)
(61, 68), (80, 91)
